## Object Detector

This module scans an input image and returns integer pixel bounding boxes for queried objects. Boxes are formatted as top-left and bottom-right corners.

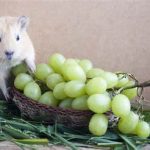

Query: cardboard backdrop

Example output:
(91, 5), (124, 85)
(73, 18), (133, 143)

(0, 0), (150, 99)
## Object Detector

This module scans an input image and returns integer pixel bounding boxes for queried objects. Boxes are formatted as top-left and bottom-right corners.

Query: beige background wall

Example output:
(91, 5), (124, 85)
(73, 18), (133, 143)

(0, 0), (150, 98)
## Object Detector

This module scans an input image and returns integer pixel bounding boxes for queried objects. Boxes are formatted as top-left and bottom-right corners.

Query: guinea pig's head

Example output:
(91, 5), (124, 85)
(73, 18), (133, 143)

(0, 16), (29, 62)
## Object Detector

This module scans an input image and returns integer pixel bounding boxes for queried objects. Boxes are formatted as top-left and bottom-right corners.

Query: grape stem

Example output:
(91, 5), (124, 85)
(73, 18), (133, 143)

(120, 80), (150, 92)
(115, 73), (149, 118)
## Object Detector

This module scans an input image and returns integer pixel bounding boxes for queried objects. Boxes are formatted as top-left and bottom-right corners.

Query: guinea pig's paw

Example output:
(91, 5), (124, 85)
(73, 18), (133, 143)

(25, 59), (36, 73)
(4, 92), (10, 102)
(29, 63), (36, 73)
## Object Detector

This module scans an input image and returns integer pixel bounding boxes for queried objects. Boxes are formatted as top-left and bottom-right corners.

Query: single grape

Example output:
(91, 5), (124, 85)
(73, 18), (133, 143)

(46, 73), (64, 90)
(118, 111), (139, 134)
(85, 77), (107, 95)
(48, 53), (65, 73)
(12, 63), (28, 76)
(103, 91), (110, 97)
(35, 63), (54, 81)
(53, 82), (67, 100)
(39, 91), (58, 106)
(86, 68), (104, 78)
(89, 114), (108, 136)
(124, 80), (135, 87)
(111, 94), (131, 117)
(101, 72), (118, 89)
(72, 95), (89, 110)
(122, 88), (137, 100)
(75, 59), (80, 63)
(87, 94), (111, 113)
(115, 73), (129, 88)
(61, 60), (86, 82)
(59, 98), (73, 109)
(64, 59), (78, 65)
(135, 121), (150, 138)
(64, 80), (85, 98)
(121, 81), (137, 100)
(14, 73), (33, 90)
(79, 59), (93, 73)
(24, 82), (41, 100)
(61, 59), (78, 80)
(131, 129), (137, 135)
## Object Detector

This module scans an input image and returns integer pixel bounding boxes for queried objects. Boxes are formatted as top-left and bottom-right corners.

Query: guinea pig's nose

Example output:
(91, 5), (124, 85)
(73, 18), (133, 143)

(5, 51), (14, 60)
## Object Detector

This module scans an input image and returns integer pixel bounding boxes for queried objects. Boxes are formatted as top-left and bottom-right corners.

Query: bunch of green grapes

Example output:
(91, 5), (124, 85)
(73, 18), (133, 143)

(13, 53), (150, 138)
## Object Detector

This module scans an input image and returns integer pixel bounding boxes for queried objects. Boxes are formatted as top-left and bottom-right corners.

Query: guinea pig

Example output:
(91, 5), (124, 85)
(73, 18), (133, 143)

(0, 16), (35, 99)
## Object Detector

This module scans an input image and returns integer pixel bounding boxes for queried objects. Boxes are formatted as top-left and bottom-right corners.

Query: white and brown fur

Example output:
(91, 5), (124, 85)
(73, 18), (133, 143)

(0, 16), (35, 99)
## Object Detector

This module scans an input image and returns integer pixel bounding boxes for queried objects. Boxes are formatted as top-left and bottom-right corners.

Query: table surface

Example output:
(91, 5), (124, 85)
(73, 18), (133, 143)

(0, 141), (149, 150)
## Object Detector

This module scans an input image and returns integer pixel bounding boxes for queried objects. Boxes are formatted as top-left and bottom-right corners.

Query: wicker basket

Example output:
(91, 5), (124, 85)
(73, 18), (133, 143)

(10, 76), (150, 128)
(11, 87), (94, 128)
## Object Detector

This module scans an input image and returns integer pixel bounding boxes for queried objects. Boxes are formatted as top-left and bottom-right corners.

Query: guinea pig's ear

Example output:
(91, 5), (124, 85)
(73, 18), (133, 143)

(18, 16), (29, 31)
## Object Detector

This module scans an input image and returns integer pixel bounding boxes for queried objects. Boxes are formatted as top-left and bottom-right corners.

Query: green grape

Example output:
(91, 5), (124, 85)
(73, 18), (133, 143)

(12, 63), (28, 76)
(24, 82), (41, 100)
(85, 77), (107, 95)
(122, 88), (137, 100)
(111, 94), (131, 117)
(115, 73), (129, 88)
(53, 82), (67, 100)
(89, 114), (108, 136)
(35, 63), (54, 81)
(64, 81), (85, 98)
(121, 81), (137, 100)
(101, 72), (118, 89)
(61, 59), (78, 80)
(118, 111), (139, 134)
(75, 59), (80, 63)
(39, 91), (58, 106)
(46, 73), (64, 90)
(64, 59), (78, 65)
(72, 95), (89, 110)
(124, 80), (135, 87)
(135, 121), (150, 138)
(48, 53), (66, 73)
(14, 73), (33, 90)
(103, 91), (110, 97)
(86, 68), (104, 78)
(79, 59), (93, 73)
(59, 98), (73, 109)
(61, 60), (86, 82)
(87, 94), (111, 113)
(131, 129), (137, 135)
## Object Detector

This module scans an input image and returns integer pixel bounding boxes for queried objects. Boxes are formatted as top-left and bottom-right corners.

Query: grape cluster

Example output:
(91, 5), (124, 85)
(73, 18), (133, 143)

(12, 53), (150, 138)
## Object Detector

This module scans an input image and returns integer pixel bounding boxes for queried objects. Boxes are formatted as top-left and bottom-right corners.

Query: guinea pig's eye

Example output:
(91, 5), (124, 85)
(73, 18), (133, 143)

(16, 35), (20, 41)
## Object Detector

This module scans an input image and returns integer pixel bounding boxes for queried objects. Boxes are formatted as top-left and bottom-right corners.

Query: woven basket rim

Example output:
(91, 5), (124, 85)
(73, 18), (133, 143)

(11, 87), (93, 115)
(10, 87), (115, 128)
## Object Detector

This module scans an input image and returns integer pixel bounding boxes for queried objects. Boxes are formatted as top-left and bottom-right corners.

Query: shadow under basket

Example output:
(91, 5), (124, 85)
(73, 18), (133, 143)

(11, 87), (94, 128)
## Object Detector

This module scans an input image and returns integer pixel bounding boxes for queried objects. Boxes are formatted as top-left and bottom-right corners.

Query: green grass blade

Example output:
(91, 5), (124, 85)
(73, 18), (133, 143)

(0, 119), (36, 132)
(54, 133), (78, 150)
(119, 134), (137, 150)
(97, 142), (122, 146)
(89, 137), (119, 144)
(16, 138), (49, 145)
(2, 125), (31, 139)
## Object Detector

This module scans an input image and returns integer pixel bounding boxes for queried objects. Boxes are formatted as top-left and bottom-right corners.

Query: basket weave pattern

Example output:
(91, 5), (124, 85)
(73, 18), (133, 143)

(11, 88), (93, 128)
